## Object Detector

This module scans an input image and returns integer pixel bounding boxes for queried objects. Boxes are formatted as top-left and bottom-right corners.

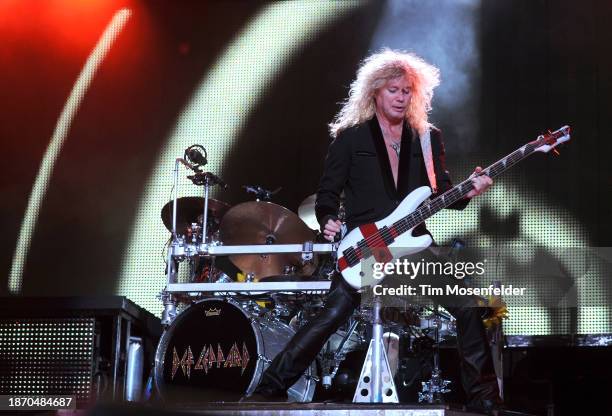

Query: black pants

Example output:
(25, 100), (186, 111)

(255, 255), (500, 404)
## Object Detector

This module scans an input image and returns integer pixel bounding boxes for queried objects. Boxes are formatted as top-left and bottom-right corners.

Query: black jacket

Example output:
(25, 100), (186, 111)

(315, 116), (469, 234)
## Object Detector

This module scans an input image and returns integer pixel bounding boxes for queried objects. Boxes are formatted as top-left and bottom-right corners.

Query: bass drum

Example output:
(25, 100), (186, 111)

(154, 298), (316, 403)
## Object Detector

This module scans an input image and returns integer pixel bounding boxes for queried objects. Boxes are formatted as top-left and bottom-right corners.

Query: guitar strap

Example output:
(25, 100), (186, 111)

(418, 127), (438, 193)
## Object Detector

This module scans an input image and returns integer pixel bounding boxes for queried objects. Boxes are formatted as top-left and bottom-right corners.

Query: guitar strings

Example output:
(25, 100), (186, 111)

(350, 140), (540, 257)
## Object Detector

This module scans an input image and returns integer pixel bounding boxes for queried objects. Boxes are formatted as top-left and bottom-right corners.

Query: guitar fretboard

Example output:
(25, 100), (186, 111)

(392, 139), (543, 235)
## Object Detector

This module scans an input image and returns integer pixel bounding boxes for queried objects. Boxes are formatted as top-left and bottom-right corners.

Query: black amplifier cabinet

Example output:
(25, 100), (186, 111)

(502, 335), (612, 416)
(0, 296), (161, 407)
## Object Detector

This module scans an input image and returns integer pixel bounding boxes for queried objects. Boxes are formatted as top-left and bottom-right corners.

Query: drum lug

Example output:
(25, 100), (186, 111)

(158, 291), (177, 327)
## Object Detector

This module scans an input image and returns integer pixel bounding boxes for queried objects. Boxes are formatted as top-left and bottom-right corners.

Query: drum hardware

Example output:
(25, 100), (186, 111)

(194, 258), (232, 284)
(271, 304), (292, 319)
(417, 305), (452, 404)
(243, 185), (281, 201)
(167, 144), (228, 243)
(418, 310), (457, 340)
(242, 299), (266, 316)
(214, 273), (233, 284)
(287, 295), (325, 330)
(159, 291), (178, 327)
(283, 265), (297, 274)
(165, 281), (332, 294)
(257, 274), (313, 283)
(204, 242), (334, 256)
(267, 294), (293, 320)
(186, 171), (227, 246)
(161, 148), (232, 323)
(301, 241), (314, 263)
(165, 152), (229, 293)
(189, 222), (200, 243)
(165, 243), (179, 286)
(321, 319), (361, 390)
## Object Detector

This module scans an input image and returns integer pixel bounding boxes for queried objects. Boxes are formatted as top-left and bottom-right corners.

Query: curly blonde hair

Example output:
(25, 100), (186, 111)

(329, 49), (440, 138)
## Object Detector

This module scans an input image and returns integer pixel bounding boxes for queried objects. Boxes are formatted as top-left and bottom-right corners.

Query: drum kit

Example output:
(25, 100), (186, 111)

(152, 146), (459, 405)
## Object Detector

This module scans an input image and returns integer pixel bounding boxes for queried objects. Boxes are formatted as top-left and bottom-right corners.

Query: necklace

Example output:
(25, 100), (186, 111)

(379, 120), (402, 157)
(389, 141), (401, 157)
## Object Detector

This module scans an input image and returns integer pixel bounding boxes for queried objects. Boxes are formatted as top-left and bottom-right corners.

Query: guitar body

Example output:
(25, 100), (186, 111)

(338, 186), (434, 289)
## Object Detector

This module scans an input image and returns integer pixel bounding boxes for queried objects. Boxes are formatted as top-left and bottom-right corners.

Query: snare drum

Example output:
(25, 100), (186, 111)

(154, 298), (316, 403)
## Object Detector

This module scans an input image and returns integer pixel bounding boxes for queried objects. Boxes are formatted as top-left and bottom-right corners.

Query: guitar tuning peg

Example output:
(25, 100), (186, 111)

(552, 148), (560, 156)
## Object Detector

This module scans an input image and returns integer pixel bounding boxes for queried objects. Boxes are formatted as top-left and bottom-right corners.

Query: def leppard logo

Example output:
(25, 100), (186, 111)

(171, 342), (250, 380)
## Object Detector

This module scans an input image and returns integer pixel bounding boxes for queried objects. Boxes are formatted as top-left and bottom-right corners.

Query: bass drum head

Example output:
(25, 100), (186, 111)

(154, 298), (261, 403)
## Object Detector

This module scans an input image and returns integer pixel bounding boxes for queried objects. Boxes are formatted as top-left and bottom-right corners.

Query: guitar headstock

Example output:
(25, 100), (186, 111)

(534, 125), (571, 153)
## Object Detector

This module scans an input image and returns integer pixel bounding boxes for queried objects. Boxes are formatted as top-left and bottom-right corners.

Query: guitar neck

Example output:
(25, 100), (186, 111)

(393, 140), (541, 233)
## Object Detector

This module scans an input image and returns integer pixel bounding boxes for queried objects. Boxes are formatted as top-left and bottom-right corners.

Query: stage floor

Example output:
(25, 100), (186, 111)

(86, 402), (532, 416)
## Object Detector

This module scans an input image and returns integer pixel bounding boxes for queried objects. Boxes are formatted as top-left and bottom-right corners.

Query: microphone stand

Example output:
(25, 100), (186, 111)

(186, 171), (227, 248)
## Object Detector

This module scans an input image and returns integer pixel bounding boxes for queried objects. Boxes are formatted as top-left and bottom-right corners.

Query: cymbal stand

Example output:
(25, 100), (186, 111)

(187, 172), (226, 238)
(162, 158), (225, 325)
(202, 176), (210, 246)
(418, 304), (451, 403)
(160, 158), (183, 327)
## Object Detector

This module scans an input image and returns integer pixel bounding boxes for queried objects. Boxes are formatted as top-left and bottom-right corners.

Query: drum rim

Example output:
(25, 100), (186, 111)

(153, 297), (265, 401)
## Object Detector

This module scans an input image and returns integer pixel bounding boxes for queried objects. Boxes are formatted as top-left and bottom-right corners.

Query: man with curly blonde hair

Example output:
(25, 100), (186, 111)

(250, 50), (500, 412)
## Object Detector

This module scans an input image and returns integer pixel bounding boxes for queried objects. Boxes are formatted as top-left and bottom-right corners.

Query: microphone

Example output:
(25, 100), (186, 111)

(185, 145), (207, 166)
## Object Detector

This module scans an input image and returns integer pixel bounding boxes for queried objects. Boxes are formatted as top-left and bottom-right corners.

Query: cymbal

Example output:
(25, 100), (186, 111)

(161, 196), (231, 234)
(298, 192), (345, 230)
(219, 201), (317, 279)
(297, 194), (319, 231)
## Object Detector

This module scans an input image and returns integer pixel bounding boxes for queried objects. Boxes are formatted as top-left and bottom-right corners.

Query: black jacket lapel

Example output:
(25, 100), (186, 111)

(396, 124), (415, 199)
(368, 116), (399, 200)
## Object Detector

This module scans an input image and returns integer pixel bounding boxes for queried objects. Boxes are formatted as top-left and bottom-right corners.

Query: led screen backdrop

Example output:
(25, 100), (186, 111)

(1, 0), (611, 336)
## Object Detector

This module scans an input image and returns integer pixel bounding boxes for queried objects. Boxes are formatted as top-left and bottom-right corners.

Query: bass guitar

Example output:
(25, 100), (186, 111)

(337, 126), (571, 289)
